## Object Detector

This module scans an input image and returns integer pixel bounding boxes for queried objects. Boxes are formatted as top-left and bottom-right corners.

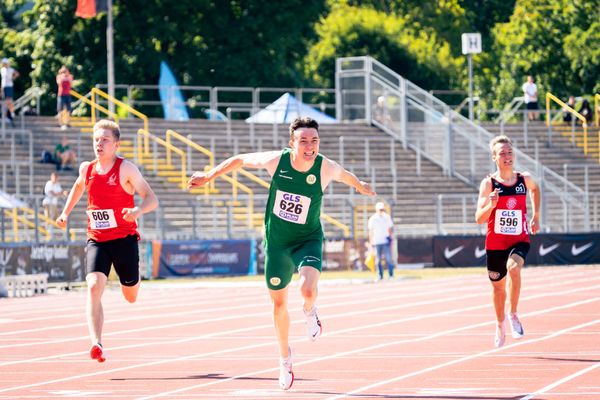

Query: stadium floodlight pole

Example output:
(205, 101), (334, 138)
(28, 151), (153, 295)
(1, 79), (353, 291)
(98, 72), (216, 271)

(107, 0), (115, 113)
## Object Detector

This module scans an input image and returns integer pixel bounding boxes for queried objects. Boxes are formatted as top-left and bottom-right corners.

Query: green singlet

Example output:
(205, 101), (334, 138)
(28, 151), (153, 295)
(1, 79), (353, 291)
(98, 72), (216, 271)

(263, 148), (324, 290)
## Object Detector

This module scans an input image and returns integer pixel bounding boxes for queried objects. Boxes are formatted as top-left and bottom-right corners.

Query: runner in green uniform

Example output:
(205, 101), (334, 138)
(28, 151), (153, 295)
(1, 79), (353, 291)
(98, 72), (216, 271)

(188, 117), (375, 390)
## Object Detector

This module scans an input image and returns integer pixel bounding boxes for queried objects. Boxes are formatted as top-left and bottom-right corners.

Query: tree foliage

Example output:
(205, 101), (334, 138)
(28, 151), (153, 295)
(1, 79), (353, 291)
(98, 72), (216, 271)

(304, 3), (463, 90)
(487, 0), (600, 109)
(0, 0), (598, 116)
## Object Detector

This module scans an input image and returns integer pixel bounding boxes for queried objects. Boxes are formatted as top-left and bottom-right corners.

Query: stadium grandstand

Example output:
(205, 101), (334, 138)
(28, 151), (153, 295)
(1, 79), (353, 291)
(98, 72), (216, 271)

(1, 55), (599, 289)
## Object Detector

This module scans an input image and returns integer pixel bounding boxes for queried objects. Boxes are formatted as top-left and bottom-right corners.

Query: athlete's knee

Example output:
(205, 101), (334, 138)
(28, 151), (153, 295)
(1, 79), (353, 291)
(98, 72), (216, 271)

(86, 275), (105, 298)
(491, 280), (506, 295)
(121, 284), (139, 303)
(123, 293), (137, 303)
(300, 285), (317, 301)
(507, 259), (521, 275)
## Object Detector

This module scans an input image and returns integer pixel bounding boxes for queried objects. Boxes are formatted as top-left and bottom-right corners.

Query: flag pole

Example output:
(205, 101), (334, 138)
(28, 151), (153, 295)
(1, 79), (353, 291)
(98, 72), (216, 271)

(107, 0), (115, 113)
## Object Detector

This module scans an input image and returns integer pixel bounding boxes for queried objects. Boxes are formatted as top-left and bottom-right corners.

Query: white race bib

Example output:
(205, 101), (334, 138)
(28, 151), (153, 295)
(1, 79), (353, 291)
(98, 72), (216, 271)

(494, 209), (522, 235)
(87, 209), (118, 230)
(272, 190), (311, 225)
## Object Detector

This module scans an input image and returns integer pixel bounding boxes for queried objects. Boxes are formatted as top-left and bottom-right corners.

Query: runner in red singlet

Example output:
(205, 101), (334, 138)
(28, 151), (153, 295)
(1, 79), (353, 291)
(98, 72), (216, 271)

(475, 135), (541, 348)
(57, 119), (158, 362)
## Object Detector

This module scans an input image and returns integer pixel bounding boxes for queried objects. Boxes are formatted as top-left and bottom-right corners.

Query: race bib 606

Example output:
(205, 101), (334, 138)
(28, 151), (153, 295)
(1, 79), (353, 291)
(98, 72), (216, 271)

(494, 209), (522, 235)
(87, 209), (118, 229)
(273, 190), (311, 224)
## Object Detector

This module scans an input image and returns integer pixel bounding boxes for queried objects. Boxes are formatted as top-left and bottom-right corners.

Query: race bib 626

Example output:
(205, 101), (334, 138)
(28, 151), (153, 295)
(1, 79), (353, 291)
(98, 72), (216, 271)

(273, 190), (311, 224)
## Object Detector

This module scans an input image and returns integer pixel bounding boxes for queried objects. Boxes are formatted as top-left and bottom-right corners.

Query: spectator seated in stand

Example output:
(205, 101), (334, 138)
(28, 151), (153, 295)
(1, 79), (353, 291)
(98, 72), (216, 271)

(55, 135), (77, 171)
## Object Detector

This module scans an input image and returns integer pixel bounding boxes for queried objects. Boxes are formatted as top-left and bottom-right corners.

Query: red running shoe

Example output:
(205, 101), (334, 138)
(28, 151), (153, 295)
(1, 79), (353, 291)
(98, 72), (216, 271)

(90, 343), (106, 363)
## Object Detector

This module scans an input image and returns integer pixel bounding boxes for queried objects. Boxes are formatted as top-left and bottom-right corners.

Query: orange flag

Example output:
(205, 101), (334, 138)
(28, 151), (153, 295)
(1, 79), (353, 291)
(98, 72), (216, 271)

(75, 0), (96, 18)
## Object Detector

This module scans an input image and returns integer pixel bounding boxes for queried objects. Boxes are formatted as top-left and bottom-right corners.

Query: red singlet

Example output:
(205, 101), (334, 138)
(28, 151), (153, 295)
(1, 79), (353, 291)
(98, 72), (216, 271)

(485, 173), (530, 250)
(85, 157), (139, 242)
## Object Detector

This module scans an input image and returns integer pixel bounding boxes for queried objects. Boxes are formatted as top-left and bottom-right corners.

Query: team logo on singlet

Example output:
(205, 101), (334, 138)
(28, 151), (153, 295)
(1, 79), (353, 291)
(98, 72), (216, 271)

(306, 174), (316, 185)
(270, 277), (281, 286)
(107, 173), (118, 186)
(515, 183), (526, 193)
(506, 197), (517, 209)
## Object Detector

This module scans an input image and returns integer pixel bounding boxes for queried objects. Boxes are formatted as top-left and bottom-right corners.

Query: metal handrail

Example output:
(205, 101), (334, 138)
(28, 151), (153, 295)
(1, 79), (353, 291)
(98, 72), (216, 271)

(137, 129), (187, 189)
(595, 94), (600, 128)
(92, 88), (149, 157)
(494, 96), (524, 124)
(70, 89), (118, 122)
(166, 129), (215, 195)
(13, 87), (44, 115)
(546, 93), (591, 159)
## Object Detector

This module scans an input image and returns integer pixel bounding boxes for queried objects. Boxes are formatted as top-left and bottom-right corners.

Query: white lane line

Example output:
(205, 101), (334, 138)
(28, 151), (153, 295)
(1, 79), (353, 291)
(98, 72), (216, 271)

(325, 318), (600, 400)
(0, 275), (458, 335)
(0, 280), (493, 365)
(135, 298), (600, 399)
(0, 272), (596, 395)
(0, 275), (489, 349)
(4, 273), (591, 367)
(520, 362), (600, 400)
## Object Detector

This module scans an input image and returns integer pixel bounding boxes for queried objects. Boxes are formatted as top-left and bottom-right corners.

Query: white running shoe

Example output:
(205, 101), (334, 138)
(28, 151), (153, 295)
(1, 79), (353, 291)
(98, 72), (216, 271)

(279, 348), (294, 390)
(509, 312), (524, 339)
(494, 319), (506, 348)
(304, 306), (322, 342)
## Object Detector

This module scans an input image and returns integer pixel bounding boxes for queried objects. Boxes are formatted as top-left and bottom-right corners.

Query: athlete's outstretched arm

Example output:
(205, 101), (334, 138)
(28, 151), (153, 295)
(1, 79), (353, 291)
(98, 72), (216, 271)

(121, 161), (159, 222)
(523, 172), (541, 234)
(322, 158), (375, 196)
(56, 162), (89, 227)
(187, 151), (280, 189)
(475, 177), (498, 224)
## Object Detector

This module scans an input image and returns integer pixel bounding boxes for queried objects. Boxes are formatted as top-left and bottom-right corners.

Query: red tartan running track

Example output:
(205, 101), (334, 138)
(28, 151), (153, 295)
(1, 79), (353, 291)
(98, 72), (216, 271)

(1, 265), (599, 399)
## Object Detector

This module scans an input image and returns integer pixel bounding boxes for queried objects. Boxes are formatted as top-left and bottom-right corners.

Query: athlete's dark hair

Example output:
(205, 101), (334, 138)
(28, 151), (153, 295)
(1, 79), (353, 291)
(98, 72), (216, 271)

(289, 117), (319, 139)
(93, 119), (121, 141)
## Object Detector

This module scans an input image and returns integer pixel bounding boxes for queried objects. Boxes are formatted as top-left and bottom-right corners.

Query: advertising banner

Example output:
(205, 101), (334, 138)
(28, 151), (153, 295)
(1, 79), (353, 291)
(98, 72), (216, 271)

(0, 243), (86, 283)
(432, 233), (600, 267)
(152, 239), (257, 278)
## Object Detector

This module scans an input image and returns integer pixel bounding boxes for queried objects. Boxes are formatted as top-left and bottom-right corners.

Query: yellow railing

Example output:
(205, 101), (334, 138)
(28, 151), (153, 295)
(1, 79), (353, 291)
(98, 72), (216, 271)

(595, 93), (600, 128)
(137, 129), (187, 189)
(166, 129), (215, 195)
(91, 88), (149, 158)
(546, 92), (589, 154)
(3, 207), (75, 242)
(216, 173), (254, 228)
(70, 89), (119, 125)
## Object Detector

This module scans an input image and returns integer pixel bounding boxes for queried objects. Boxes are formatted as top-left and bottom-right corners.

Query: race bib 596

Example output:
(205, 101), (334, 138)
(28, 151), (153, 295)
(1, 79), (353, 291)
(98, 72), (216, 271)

(494, 209), (523, 235)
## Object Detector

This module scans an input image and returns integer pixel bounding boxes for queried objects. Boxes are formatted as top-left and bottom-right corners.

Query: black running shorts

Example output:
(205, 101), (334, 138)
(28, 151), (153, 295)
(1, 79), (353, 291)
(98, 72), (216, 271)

(86, 234), (140, 286)
(486, 242), (530, 282)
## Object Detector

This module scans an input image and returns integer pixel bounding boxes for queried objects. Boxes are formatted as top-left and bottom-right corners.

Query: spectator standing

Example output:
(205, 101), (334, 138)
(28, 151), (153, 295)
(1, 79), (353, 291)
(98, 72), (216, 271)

(56, 65), (74, 129)
(578, 99), (593, 125)
(42, 172), (67, 221)
(0, 58), (19, 123)
(55, 135), (77, 171)
(522, 75), (538, 121)
(563, 96), (576, 123)
(368, 201), (395, 280)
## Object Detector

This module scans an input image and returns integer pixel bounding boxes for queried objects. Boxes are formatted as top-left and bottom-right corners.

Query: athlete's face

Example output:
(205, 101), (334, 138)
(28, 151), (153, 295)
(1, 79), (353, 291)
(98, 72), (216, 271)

(290, 127), (320, 163)
(93, 129), (119, 159)
(492, 143), (514, 169)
